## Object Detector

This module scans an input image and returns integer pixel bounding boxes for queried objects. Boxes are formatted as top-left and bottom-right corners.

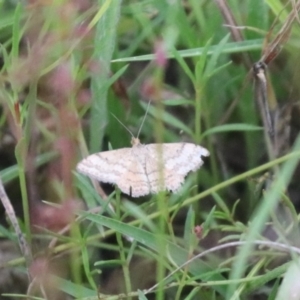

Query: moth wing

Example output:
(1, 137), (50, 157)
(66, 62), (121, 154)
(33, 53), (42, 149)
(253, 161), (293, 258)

(145, 143), (209, 193)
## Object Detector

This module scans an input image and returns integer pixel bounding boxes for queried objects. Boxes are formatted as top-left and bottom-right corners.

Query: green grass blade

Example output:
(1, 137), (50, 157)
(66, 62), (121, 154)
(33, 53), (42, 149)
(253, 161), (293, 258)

(202, 124), (263, 137)
(112, 39), (264, 63)
(89, 0), (122, 152)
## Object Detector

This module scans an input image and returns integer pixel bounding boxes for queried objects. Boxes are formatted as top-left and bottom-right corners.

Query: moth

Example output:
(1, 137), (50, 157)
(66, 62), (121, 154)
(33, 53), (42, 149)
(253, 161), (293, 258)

(77, 137), (209, 197)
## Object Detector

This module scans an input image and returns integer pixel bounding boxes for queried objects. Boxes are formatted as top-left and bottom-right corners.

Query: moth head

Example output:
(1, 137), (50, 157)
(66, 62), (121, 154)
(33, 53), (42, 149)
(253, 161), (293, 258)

(131, 137), (141, 146)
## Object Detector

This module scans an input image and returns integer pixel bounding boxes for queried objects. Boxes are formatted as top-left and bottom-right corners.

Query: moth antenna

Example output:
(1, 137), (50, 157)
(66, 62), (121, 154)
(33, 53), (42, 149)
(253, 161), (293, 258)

(137, 101), (151, 139)
(110, 113), (134, 138)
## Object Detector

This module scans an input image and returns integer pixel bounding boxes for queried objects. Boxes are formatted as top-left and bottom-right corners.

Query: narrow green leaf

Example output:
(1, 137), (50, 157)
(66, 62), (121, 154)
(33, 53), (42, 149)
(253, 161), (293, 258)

(56, 276), (97, 298)
(81, 240), (97, 290)
(94, 259), (123, 267)
(138, 290), (148, 300)
(112, 39), (264, 63)
(244, 263), (288, 295)
(195, 39), (212, 85)
(202, 206), (215, 237)
(212, 192), (231, 217)
(90, 0), (122, 152)
(162, 99), (195, 106)
(171, 47), (195, 83)
(183, 206), (195, 246)
(11, 3), (22, 58)
(205, 34), (230, 76)
(202, 124), (263, 137)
